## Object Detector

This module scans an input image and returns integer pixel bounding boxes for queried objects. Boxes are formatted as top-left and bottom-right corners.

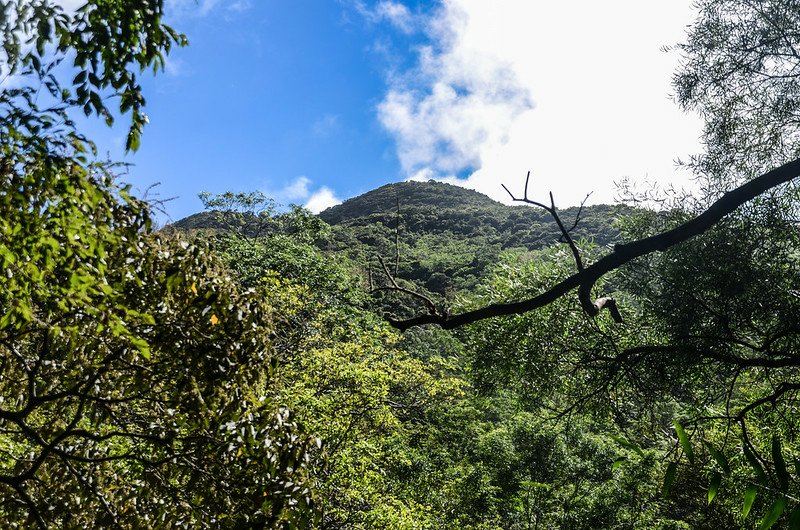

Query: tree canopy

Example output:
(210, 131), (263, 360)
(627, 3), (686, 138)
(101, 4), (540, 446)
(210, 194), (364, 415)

(1, 1), (315, 527)
(5, 0), (800, 528)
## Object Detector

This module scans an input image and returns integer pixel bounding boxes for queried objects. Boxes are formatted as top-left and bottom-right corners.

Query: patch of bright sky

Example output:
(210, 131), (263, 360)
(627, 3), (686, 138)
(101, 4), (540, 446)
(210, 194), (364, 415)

(77, 0), (702, 221)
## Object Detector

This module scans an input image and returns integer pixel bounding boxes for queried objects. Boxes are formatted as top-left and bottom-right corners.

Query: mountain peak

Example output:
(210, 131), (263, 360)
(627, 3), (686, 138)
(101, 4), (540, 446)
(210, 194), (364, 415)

(319, 180), (502, 224)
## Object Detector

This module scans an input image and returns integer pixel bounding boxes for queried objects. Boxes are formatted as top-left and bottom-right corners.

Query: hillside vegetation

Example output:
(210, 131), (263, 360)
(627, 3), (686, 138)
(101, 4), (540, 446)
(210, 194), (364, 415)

(324, 182), (631, 306)
(177, 180), (630, 296)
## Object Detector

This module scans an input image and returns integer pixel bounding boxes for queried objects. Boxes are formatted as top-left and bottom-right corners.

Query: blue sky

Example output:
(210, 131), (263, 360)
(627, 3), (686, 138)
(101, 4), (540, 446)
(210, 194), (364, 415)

(75, 0), (702, 222)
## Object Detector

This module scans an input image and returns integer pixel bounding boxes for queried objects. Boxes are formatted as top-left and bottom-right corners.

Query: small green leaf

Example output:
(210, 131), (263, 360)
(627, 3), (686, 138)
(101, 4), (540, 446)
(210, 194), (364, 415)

(610, 435), (645, 457)
(520, 481), (551, 490)
(704, 440), (731, 474)
(773, 436), (789, 492)
(129, 336), (151, 360)
(708, 472), (721, 505)
(126, 127), (141, 152)
(165, 271), (181, 291)
(0, 310), (14, 330)
(674, 421), (694, 464)
(789, 505), (800, 530)
(744, 443), (768, 484)
(743, 485), (758, 519)
(663, 462), (678, 496)
(612, 456), (627, 471)
(759, 497), (787, 530)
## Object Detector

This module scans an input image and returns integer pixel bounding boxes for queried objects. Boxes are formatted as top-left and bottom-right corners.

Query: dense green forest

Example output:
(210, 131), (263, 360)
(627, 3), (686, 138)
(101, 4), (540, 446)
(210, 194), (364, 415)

(4, 1), (800, 528)
(177, 181), (629, 301)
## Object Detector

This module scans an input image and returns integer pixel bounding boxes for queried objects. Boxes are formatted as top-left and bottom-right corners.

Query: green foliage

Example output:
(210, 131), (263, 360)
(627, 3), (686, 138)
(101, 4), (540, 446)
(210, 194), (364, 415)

(181, 192), (331, 244)
(1, 0), (186, 152)
(674, 422), (694, 465)
(204, 195), (682, 528)
(8, 1), (800, 527)
(0, 2), (318, 527)
(176, 167), (800, 528)
(205, 207), (455, 527)
(0, 161), (316, 527)
(743, 485), (758, 519)
(674, 0), (800, 182)
(319, 180), (628, 296)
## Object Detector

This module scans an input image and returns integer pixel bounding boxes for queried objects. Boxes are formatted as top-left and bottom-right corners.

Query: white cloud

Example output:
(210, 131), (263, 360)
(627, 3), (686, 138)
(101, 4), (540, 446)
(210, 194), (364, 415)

(197, 0), (220, 15)
(283, 176), (311, 201)
(356, 1), (417, 33)
(406, 167), (462, 186)
(163, 56), (185, 77)
(228, 0), (252, 12)
(167, 0), (250, 17)
(266, 176), (340, 213)
(304, 187), (341, 213)
(375, 1), (415, 33)
(406, 167), (436, 182)
(377, 0), (704, 206)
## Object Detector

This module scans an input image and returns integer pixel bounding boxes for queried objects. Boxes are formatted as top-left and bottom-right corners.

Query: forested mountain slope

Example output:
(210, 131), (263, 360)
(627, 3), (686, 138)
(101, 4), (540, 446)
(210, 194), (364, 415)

(11, 1), (800, 527)
(318, 180), (630, 293)
(174, 180), (629, 295)
(320, 180), (626, 247)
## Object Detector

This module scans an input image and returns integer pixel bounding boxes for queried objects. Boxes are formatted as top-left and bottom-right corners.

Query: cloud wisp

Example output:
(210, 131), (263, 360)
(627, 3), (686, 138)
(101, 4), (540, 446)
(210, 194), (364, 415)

(269, 176), (341, 214)
(355, 1), (418, 33)
(166, 0), (252, 18)
(304, 187), (341, 213)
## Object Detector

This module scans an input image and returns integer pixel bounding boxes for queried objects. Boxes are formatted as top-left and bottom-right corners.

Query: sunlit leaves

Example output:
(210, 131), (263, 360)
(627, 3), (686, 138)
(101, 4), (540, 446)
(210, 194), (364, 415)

(0, 1), (321, 526)
(1, 0), (187, 154)
(674, 421), (694, 465)
(707, 472), (721, 505)
(0, 156), (315, 528)
(759, 497), (788, 530)
(743, 485), (758, 519)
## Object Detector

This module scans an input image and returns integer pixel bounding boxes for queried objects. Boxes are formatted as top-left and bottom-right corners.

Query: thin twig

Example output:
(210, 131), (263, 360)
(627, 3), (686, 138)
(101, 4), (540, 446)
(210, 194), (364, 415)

(373, 255), (438, 316)
(504, 173), (618, 319)
(566, 192), (593, 234)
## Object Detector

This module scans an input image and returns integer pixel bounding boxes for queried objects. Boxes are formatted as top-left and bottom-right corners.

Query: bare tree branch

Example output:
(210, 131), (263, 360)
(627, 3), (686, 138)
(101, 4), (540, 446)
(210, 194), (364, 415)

(502, 175), (619, 318)
(372, 255), (440, 317)
(565, 192), (593, 235)
(503, 173), (616, 315)
(389, 156), (800, 330)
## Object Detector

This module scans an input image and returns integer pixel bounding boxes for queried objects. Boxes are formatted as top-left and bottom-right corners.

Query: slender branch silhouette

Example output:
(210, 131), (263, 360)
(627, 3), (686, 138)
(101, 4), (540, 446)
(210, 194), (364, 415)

(388, 157), (800, 330)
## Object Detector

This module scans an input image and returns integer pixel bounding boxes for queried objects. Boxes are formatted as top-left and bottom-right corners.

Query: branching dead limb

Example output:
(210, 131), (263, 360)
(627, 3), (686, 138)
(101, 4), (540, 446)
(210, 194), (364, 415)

(501, 172), (585, 272)
(371, 255), (441, 318)
(502, 172), (618, 318)
(389, 156), (800, 330)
